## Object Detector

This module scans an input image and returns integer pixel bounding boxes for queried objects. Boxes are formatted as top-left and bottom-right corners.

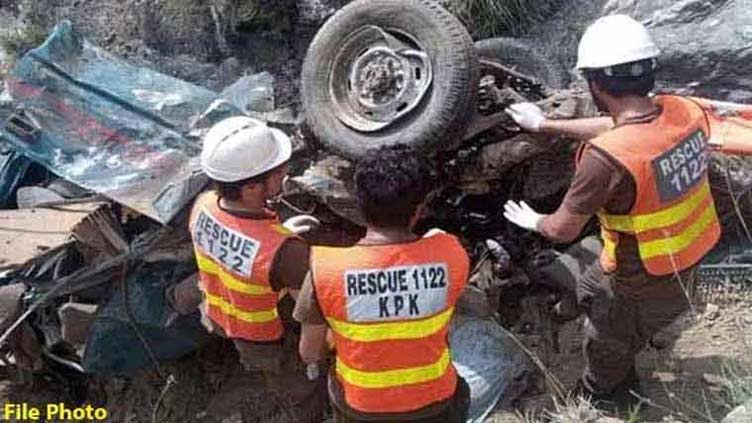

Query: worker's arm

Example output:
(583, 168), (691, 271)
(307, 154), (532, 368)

(271, 238), (310, 293)
(166, 273), (203, 315)
(706, 115), (752, 155)
(502, 201), (593, 244)
(299, 323), (329, 364)
(539, 117), (614, 140)
(687, 96), (752, 155)
(293, 272), (331, 363)
(505, 148), (624, 242)
(537, 209), (593, 244)
(506, 102), (614, 140)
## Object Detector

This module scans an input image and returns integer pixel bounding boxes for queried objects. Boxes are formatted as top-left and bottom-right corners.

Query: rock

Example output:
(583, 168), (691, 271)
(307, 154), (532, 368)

(457, 283), (495, 318)
(705, 303), (721, 321)
(297, 0), (348, 24)
(0, 283), (25, 331)
(701, 372), (725, 387)
(654, 371), (678, 383)
(603, 0), (752, 102)
(248, 107), (302, 127)
(723, 398), (752, 423)
(219, 71), (276, 113)
(211, 56), (243, 91)
(220, 413), (243, 423)
(157, 54), (218, 86)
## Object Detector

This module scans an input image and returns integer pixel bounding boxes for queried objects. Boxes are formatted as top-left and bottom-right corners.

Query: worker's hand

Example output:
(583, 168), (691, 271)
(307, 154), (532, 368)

(505, 102), (545, 132)
(283, 215), (321, 234)
(503, 200), (544, 232)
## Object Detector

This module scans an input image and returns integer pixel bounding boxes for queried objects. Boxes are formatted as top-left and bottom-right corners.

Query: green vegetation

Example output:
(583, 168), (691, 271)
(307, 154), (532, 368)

(0, 23), (47, 64)
(720, 358), (752, 412)
(233, 0), (293, 32)
(443, 0), (561, 38)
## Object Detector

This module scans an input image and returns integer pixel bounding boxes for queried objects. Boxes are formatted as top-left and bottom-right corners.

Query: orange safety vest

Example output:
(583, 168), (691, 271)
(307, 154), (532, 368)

(582, 95), (721, 276)
(311, 231), (470, 414)
(189, 191), (294, 342)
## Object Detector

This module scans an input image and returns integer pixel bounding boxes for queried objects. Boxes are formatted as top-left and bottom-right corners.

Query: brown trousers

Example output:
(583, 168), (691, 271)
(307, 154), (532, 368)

(540, 236), (695, 394)
(242, 336), (328, 423)
(332, 376), (471, 423)
(168, 276), (328, 422)
(201, 296), (328, 423)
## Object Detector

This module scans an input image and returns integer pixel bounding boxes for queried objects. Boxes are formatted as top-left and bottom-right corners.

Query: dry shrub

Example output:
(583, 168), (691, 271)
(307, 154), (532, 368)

(442, 0), (564, 38)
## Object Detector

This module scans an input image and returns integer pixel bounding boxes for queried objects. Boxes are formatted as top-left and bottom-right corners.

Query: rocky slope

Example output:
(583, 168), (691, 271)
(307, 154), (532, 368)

(3, 0), (748, 108)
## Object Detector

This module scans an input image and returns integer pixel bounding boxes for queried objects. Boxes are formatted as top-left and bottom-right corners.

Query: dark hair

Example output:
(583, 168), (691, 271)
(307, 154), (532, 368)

(354, 145), (436, 228)
(584, 59), (656, 97)
(213, 168), (273, 201)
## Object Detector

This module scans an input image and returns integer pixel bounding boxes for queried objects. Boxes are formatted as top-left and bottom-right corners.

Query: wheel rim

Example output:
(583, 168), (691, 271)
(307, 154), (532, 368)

(329, 25), (433, 133)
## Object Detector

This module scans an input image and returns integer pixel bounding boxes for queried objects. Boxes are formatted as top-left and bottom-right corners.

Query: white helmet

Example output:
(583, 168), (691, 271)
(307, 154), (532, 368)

(201, 116), (292, 182)
(576, 14), (660, 70)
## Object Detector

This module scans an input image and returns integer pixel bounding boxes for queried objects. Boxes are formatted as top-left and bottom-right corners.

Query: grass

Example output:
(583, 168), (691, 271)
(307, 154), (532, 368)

(496, 294), (752, 423)
(720, 359), (752, 412)
(0, 24), (48, 64)
(544, 396), (604, 423)
(442, 0), (562, 38)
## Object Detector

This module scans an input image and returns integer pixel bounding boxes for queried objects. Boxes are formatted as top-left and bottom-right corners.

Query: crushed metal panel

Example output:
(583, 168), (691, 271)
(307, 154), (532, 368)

(1, 21), (243, 224)
(0, 203), (103, 269)
(71, 205), (128, 260)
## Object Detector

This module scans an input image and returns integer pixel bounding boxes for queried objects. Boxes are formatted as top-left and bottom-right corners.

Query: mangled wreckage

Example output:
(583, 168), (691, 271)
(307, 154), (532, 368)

(0, 0), (751, 420)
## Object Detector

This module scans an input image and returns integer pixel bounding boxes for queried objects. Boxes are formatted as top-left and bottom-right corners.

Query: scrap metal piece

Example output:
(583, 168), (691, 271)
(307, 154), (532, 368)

(0, 203), (106, 271)
(58, 302), (98, 348)
(284, 156), (365, 226)
(16, 187), (65, 209)
(72, 205), (128, 260)
(479, 59), (549, 101)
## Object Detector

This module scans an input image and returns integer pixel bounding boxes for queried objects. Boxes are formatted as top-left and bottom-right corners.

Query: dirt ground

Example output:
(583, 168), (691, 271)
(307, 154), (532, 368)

(0, 338), (296, 423)
(0, 289), (749, 423)
(488, 290), (752, 422)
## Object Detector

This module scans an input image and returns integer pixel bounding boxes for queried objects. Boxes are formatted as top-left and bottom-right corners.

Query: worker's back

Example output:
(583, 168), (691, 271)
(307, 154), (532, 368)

(311, 230), (469, 415)
(587, 94), (721, 276)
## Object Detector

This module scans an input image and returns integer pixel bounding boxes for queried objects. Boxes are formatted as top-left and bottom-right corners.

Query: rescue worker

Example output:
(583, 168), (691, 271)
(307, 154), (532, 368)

(503, 15), (723, 407)
(293, 146), (471, 422)
(189, 116), (326, 422)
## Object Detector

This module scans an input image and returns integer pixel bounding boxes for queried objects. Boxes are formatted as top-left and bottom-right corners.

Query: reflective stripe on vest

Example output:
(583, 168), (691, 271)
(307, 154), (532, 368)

(336, 347), (452, 389)
(190, 191), (292, 342)
(312, 232), (470, 414)
(204, 292), (279, 323)
(326, 307), (454, 342)
(588, 95), (721, 276)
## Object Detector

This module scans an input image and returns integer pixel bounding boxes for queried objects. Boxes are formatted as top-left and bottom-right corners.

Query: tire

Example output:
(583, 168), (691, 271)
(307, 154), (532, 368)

(475, 37), (568, 90)
(301, 0), (479, 159)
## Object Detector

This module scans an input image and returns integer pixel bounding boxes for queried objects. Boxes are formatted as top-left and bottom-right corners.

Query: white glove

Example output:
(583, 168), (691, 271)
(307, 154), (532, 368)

(282, 215), (321, 234)
(503, 200), (544, 232)
(505, 102), (545, 132)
